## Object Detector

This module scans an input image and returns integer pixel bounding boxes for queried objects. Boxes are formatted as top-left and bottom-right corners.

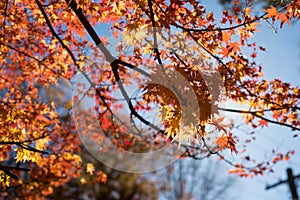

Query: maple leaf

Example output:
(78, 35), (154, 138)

(230, 42), (241, 53)
(221, 42), (240, 57)
(96, 171), (108, 183)
(279, 12), (290, 28)
(272, 110), (281, 120)
(227, 133), (237, 153)
(0, 171), (10, 187)
(222, 31), (231, 44)
(215, 134), (228, 151)
(1, 0), (300, 193)
(209, 116), (227, 132)
(86, 163), (95, 175)
(245, 22), (260, 33)
(221, 46), (231, 58)
(215, 133), (237, 153)
(264, 6), (278, 19)
(258, 119), (269, 127)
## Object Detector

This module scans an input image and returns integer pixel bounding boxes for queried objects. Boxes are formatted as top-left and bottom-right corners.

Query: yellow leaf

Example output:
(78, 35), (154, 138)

(80, 178), (87, 184)
(86, 163), (95, 175)
(0, 170), (10, 186)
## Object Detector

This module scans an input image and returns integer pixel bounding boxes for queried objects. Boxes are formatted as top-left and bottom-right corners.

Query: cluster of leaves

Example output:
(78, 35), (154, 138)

(0, 0), (300, 197)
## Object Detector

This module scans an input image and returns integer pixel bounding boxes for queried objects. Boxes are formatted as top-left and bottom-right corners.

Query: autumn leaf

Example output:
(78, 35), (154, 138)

(250, 52), (257, 58)
(96, 171), (108, 183)
(209, 116), (227, 132)
(245, 21), (260, 33)
(258, 119), (269, 127)
(1, 0), (300, 195)
(227, 133), (237, 153)
(222, 31), (231, 44)
(264, 6), (278, 19)
(279, 12), (290, 28)
(221, 46), (231, 58)
(272, 110), (281, 120)
(86, 163), (95, 175)
(230, 42), (241, 52)
(215, 134), (228, 151)
(215, 133), (237, 153)
(80, 178), (87, 184)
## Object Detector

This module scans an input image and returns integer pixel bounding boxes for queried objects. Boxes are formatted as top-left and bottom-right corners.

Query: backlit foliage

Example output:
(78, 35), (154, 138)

(0, 0), (300, 197)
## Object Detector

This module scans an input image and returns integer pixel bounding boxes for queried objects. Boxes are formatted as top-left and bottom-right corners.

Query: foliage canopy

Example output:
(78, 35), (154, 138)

(0, 0), (300, 197)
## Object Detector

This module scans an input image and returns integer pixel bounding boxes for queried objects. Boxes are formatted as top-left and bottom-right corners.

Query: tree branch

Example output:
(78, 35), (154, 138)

(17, 143), (50, 154)
(218, 107), (300, 131)
(0, 164), (30, 180)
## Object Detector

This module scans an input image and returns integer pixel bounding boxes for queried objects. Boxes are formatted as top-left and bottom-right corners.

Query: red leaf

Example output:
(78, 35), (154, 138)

(234, 7), (241, 13)
(272, 110), (281, 120)
(250, 52), (257, 58)
(258, 119), (268, 127)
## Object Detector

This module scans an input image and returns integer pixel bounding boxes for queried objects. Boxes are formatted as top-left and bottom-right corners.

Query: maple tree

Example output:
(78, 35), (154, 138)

(0, 0), (300, 198)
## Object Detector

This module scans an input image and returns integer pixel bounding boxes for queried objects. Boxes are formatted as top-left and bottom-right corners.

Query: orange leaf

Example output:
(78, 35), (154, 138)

(229, 42), (241, 53)
(279, 12), (290, 28)
(96, 171), (108, 183)
(264, 6), (278, 19)
(215, 134), (228, 151)
(221, 46), (231, 58)
(272, 110), (281, 120)
(222, 31), (231, 44)
(258, 119), (268, 127)
(227, 133), (237, 153)
(215, 133), (237, 153)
